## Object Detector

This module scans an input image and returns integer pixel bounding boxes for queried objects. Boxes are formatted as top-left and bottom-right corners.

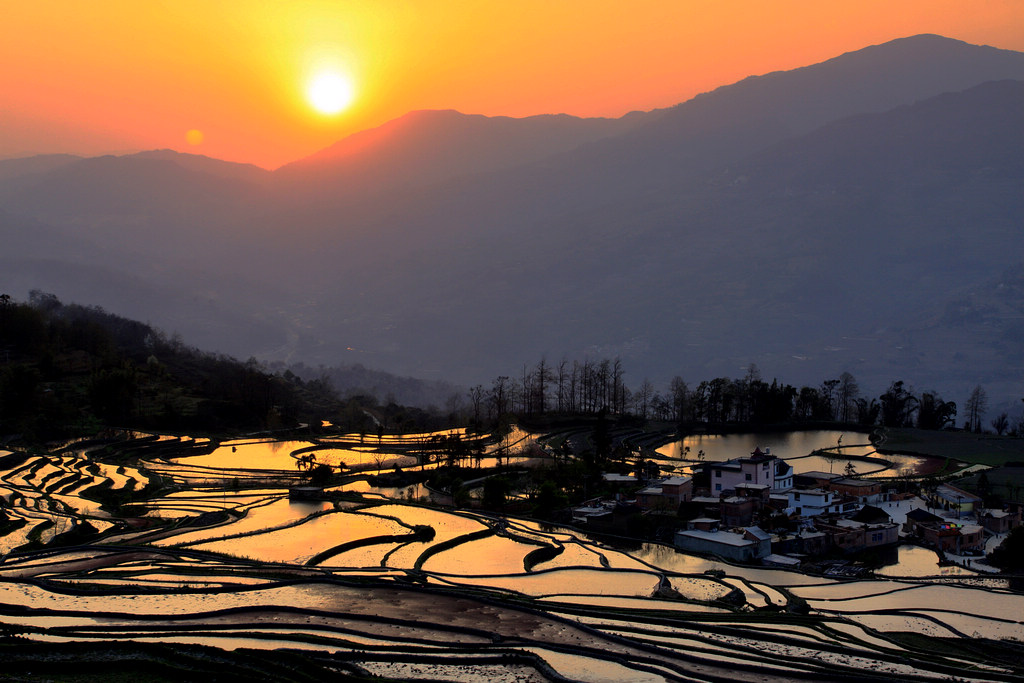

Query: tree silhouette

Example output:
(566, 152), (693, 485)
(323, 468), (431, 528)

(991, 412), (1009, 436)
(965, 385), (988, 432)
(917, 393), (956, 430)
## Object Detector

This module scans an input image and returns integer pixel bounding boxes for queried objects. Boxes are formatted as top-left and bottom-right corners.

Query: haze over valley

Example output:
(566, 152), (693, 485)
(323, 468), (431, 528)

(2, 34), (1023, 410)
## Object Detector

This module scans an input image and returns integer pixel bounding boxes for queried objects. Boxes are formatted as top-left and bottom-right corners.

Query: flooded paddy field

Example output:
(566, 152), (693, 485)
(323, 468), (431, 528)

(0, 431), (1021, 681)
(653, 429), (946, 479)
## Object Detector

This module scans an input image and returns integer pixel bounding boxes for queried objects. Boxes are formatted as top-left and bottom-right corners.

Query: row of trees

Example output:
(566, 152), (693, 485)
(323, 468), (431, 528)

(466, 357), (1019, 433)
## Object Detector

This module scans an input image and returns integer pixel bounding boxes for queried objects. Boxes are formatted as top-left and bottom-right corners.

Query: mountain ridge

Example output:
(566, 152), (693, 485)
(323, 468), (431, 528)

(1, 34), (1022, 411)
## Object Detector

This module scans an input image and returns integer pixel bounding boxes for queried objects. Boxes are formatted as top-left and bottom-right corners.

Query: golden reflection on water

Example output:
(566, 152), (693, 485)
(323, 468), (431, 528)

(421, 534), (537, 576)
(153, 498), (331, 547)
(192, 510), (410, 564)
(451, 567), (661, 597)
(656, 430), (863, 461)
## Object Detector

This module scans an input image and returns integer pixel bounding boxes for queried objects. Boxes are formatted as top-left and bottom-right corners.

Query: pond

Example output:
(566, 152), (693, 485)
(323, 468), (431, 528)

(656, 430), (865, 462)
(654, 429), (944, 478)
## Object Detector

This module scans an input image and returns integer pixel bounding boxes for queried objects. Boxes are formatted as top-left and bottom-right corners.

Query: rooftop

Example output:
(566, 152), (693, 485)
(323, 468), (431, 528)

(831, 478), (879, 488)
(677, 528), (753, 547)
(906, 508), (943, 523)
(763, 554), (802, 567)
(797, 471), (841, 481)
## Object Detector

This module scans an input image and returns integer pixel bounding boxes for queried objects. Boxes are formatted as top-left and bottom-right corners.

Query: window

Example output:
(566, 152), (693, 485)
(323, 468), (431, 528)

(715, 470), (721, 478)
(793, 493), (800, 501)
(745, 473), (752, 481)
(715, 484), (722, 491)
(871, 533), (883, 542)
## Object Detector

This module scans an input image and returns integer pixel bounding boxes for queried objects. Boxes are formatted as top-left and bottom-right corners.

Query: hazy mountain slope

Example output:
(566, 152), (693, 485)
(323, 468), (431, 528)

(2, 35), (1022, 406)
(0, 153), (267, 271)
(290, 79), (1024, 397)
(282, 35), (1024, 279)
(624, 34), (1024, 157)
(0, 154), (255, 221)
(0, 256), (294, 357)
(129, 149), (271, 184)
(0, 154), (82, 183)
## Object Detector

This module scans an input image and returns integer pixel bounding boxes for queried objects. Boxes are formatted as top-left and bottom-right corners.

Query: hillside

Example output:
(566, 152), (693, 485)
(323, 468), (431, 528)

(0, 294), (333, 439)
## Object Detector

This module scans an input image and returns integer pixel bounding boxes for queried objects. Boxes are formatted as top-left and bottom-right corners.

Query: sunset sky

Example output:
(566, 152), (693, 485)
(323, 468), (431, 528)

(3, 1), (1022, 169)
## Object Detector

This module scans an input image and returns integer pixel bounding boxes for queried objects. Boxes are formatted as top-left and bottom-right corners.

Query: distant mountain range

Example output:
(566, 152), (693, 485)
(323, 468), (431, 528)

(2, 34), (1023, 411)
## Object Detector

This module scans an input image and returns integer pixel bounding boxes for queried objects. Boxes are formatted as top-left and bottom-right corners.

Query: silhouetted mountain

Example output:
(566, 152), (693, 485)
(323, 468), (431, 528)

(275, 109), (647, 198)
(130, 149), (271, 184)
(1, 34), (1022, 408)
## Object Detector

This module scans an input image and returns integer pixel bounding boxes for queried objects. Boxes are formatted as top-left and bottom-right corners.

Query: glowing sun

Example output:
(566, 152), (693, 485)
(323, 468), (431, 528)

(307, 71), (355, 115)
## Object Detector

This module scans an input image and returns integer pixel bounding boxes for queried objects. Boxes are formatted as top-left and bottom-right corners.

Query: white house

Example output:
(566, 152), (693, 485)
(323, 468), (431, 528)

(705, 447), (777, 494)
(788, 488), (842, 517)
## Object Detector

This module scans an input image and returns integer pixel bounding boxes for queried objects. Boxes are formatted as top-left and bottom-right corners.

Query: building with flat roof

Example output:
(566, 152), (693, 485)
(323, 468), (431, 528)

(934, 484), (983, 515)
(788, 488), (842, 517)
(829, 477), (884, 504)
(980, 508), (1021, 535)
(636, 475), (693, 512)
(674, 526), (771, 562)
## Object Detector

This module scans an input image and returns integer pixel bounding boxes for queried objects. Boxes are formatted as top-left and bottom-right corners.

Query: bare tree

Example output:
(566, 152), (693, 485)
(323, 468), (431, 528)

(534, 357), (550, 415)
(468, 385), (484, 423)
(821, 378), (840, 420)
(489, 376), (510, 419)
(837, 372), (859, 423)
(669, 376), (689, 425)
(635, 378), (654, 420)
(965, 385), (988, 432)
(556, 358), (569, 413)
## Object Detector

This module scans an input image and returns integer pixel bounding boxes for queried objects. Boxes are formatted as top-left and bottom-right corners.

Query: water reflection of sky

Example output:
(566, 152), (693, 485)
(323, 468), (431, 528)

(656, 430), (867, 461)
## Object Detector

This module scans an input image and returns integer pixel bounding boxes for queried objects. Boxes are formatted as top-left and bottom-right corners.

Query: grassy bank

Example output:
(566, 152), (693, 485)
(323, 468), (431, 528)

(878, 428), (1024, 467)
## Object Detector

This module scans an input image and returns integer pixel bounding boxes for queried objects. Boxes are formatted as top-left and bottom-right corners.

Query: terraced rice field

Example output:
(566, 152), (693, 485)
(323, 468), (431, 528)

(0, 432), (1021, 681)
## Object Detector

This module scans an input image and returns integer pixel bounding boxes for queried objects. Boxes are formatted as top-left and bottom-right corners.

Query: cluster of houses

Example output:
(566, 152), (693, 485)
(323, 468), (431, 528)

(574, 447), (1021, 566)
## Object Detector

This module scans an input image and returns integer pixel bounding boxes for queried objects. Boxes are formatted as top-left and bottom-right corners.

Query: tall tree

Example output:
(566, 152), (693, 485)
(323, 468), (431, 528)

(837, 372), (860, 423)
(821, 379), (841, 420)
(489, 376), (511, 419)
(555, 358), (569, 413)
(669, 376), (689, 427)
(991, 412), (1009, 436)
(855, 397), (880, 426)
(468, 384), (484, 423)
(917, 392), (957, 430)
(879, 381), (918, 427)
(635, 378), (654, 420)
(965, 385), (988, 433)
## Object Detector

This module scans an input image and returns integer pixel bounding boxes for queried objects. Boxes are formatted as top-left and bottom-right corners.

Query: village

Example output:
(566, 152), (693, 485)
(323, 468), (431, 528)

(572, 447), (1022, 574)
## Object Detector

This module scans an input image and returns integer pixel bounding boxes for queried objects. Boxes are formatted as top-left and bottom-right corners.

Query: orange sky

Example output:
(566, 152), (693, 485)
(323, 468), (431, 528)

(2, 1), (1022, 169)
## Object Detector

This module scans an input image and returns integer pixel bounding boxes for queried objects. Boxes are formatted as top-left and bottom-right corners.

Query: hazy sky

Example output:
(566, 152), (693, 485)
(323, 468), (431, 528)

(3, 1), (1022, 169)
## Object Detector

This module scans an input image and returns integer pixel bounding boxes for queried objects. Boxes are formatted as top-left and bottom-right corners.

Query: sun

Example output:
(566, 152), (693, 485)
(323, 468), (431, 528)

(307, 71), (355, 115)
